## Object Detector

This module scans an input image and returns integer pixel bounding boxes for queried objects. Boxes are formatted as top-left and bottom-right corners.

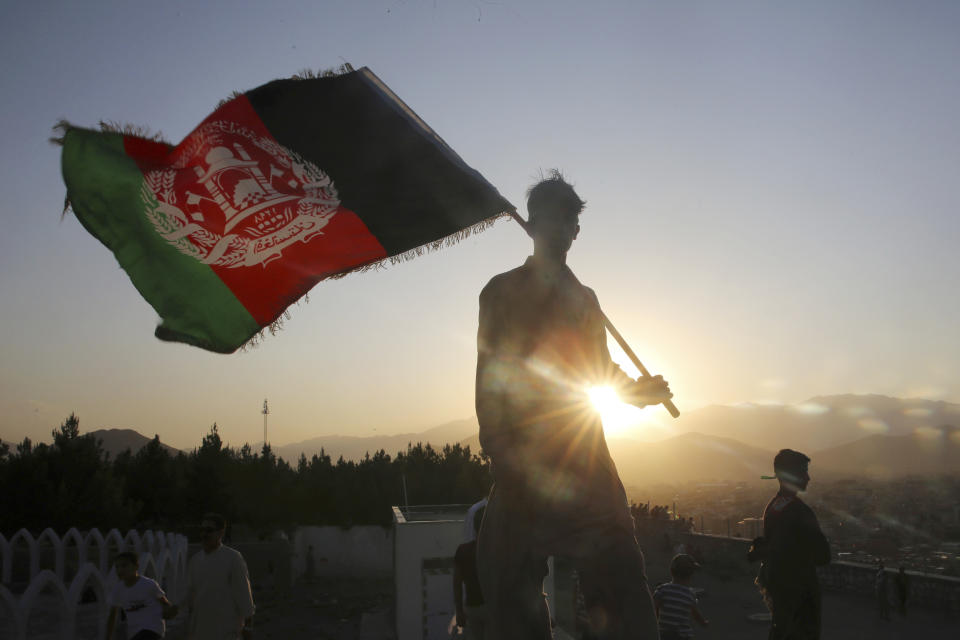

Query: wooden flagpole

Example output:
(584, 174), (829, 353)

(507, 211), (680, 418)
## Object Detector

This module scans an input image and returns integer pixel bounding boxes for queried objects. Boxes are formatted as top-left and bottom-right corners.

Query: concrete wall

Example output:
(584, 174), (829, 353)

(291, 526), (393, 580)
(819, 561), (960, 612)
(639, 520), (960, 612)
(393, 519), (463, 640)
(220, 540), (294, 596)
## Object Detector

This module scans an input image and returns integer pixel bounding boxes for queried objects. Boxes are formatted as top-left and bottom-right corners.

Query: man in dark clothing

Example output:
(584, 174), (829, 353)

(875, 562), (891, 620)
(894, 566), (909, 616)
(751, 449), (831, 640)
(475, 171), (672, 640)
(454, 507), (487, 639)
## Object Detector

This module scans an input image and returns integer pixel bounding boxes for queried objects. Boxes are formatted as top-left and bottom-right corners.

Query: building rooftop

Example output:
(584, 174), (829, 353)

(391, 504), (471, 524)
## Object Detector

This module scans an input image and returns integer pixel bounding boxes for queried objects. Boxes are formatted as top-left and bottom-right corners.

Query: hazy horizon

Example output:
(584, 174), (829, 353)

(2, 2), (959, 450)
(16, 392), (958, 455)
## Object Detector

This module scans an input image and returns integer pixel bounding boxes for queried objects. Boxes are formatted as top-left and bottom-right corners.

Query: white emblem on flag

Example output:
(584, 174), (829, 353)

(141, 120), (340, 268)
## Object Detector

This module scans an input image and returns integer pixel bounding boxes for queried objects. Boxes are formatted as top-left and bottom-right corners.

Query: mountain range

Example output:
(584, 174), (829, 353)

(663, 394), (960, 453)
(86, 428), (182, 459)
(84, 395), (959, 482)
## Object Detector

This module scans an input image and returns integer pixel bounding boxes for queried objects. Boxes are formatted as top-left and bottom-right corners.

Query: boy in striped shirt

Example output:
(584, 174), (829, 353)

(653, 554), (710, 640)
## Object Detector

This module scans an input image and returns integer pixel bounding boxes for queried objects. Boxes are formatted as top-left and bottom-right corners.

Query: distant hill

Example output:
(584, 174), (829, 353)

(668, 394), (960, 452)
(611, 432), (775, 487)
(273, 417), (480, 463)
(459, 396), (960, 484)
(460, 429), (775, 483)
(812, 424), (960, 479)
(88, 428), (182, 459)
(461, 430), (777, 485)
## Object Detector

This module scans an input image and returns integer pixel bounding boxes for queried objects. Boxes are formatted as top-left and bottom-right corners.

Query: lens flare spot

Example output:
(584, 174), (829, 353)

(914, 426), (944, 440)
(793, 403), (829, 415)
(586, 386), (653, 439)
(588, 386), (620, 414)
(858, 418), (888, 434)
(903, 407), (933, 418)
(760, 377), (787, 391)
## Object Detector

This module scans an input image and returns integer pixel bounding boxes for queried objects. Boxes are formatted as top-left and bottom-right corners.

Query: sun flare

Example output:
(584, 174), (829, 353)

(588, 385), (621, 414)
(587, 385), (639, 438)
(586, 385), (668, 440)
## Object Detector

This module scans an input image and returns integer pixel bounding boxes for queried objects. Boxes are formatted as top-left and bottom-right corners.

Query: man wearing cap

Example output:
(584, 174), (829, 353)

(475, 171), (672, 639)
(752, 449), (831, 640)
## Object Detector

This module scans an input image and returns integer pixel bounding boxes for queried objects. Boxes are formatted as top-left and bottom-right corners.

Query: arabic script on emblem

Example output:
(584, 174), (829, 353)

(141, 121), (340, 268)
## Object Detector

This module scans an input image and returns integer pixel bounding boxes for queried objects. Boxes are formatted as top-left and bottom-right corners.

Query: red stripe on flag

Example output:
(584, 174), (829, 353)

(212, 206), (386, 324)
(124, 94), (387, 327)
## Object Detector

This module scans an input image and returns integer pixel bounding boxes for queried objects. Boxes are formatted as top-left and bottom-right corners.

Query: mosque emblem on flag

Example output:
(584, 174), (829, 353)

(141, 120), (340, 268)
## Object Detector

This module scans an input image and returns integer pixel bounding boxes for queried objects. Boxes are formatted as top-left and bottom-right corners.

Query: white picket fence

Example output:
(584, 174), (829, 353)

(0, 527), (188, 640)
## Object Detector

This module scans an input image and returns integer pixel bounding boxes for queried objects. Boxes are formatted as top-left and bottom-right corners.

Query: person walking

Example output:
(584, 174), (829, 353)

(182, 513), (256, 640)
(105, 551), (176, 640)
(653, 554), (709, 640)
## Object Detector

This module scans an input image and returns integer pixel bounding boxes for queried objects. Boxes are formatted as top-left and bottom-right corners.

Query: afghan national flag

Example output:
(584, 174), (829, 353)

(59, 66), (513, 353)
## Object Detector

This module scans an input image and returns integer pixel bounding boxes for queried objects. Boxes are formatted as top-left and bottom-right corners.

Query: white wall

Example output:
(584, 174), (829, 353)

(291, 526), (393, 579)
(0, 528), (187, 640)
(394, 519), (464, 640)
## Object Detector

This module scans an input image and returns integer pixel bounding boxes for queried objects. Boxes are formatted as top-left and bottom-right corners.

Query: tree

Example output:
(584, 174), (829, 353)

(52, 412), (80, 445)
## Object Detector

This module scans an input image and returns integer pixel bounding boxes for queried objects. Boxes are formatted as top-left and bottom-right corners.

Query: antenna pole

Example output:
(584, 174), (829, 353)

(262, 399), (269, 446)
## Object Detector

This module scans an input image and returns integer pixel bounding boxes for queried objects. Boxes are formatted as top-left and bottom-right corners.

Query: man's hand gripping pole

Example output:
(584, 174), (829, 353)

(507, 211), (680, 418)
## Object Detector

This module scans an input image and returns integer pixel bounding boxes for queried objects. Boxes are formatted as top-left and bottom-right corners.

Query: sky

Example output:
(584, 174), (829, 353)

(1, 1), (958, 451)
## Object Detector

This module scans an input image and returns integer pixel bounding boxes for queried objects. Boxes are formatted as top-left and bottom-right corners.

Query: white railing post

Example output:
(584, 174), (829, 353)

(19, 569), (69, 640)
(1, 527), (186, 640)
(0, 533), (11, 585)
(37, 528), (64, 581)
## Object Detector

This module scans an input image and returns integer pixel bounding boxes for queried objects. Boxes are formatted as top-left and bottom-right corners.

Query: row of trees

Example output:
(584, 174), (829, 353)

(0, 414), (492, 536)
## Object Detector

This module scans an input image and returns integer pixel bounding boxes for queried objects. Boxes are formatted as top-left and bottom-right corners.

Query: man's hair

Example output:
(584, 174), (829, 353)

(773, 449), (810, 475)
(202, 512), (226, 530)
(526, 169), (586, 223)
(115, 551), (138, 566)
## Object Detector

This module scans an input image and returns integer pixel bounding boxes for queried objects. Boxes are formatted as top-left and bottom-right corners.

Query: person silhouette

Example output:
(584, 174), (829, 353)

(475, 170), (672, 639)
(894, 566), (909, 616)
(875, 562), (891, 620)
(750, 449), (830, 640)
(454, 507), (487, 639)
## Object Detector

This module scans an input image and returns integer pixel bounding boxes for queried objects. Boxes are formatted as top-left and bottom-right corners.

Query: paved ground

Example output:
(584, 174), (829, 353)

(639, 538), (958, 640)
(158, 547), (956, 640)
(165, 576), (394, 640)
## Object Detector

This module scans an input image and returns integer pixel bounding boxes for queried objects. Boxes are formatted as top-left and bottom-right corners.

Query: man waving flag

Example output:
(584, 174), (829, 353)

(58, 65), (513, 353)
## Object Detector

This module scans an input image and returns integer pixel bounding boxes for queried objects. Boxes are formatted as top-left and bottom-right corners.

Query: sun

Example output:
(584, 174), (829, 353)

(587, 385), (644, 438)
(588, 385), (621, 414)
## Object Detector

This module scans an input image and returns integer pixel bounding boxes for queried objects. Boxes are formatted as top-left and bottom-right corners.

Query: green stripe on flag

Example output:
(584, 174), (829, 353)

(61, 128), (261, 353)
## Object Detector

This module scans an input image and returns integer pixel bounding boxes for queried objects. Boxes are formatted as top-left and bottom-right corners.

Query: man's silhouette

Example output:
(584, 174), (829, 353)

(475, 171), (672, 639)
(894, 566), (909, 616)
(875, 562), (891, 620)
(751, 449), (830, 640)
